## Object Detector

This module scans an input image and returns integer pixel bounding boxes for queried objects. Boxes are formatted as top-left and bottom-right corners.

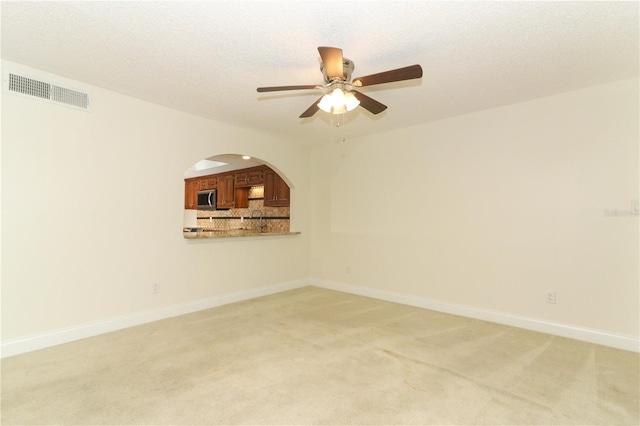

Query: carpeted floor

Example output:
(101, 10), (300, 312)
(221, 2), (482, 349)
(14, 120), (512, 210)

(2, 286), (638, 425)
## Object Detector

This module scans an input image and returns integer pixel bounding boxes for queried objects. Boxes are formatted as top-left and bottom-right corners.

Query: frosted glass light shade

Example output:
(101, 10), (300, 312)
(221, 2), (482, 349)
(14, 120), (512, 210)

(317, 88), (360, 114)
(331, 88), (345, 104)
(344, 92), (360, 111)
(318, 94), (333, 113)
(332, 104), (347, 114)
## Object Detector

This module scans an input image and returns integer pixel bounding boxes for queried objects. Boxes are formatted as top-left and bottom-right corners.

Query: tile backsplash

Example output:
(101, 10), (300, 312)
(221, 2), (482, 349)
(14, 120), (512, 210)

(196, 186), (290, 232)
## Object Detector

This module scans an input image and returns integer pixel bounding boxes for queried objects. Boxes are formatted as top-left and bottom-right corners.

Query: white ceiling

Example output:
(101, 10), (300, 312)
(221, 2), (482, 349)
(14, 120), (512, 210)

(1, 1), (638, 145)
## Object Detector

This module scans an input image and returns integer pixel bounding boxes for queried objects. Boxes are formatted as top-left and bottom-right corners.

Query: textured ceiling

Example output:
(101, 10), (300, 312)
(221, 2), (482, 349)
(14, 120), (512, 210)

(1, 1), (638, 145)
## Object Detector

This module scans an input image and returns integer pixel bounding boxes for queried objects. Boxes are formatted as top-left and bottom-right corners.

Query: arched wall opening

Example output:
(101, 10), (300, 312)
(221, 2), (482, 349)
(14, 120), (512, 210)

(182, 154), (293, 235)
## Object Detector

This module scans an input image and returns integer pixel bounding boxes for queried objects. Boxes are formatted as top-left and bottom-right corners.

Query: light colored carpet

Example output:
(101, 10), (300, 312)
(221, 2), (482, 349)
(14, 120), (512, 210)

(1, 286), (638, 425)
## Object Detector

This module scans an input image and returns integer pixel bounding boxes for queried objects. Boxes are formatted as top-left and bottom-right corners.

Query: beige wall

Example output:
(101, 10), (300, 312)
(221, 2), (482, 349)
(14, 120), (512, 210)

(310, 77), (639, 338)
(1, 61), (311, 342)
(2, 59), (638, 353)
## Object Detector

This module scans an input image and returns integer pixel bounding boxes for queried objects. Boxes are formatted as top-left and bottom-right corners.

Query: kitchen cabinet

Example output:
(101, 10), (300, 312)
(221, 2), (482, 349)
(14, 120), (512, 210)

(184, 165), (288, 210)
(264, 169), (290, 207)
(198, 176), (217, 191)
(216, 173), (235, 209)
(235, 187), (249, 209)
(184, 179), (198, 209)
(247, 168), (265, 186)
(235, 167), (264, 187)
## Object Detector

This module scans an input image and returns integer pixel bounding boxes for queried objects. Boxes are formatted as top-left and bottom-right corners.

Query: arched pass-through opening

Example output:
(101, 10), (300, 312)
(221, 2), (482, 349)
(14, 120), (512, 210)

(183, 154), (294, 237)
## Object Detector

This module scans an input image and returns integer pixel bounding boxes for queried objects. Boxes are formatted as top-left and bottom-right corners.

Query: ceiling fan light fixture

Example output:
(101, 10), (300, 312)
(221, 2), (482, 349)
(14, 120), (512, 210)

(331, 87), (345, 104)
(318, 93), (334, 113)
(317, 87), (360, 114)
(344, 91), (360, 112)
(332, 104), (347, 115)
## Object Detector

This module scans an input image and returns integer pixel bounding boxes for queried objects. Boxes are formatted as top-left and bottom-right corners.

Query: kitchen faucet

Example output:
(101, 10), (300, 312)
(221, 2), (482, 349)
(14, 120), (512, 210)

(251, 210), (266, 232)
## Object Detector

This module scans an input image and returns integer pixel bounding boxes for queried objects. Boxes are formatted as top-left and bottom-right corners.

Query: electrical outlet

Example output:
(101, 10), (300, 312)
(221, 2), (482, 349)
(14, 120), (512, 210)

(346, 266), (352, 274)
(152, 282), (160, 294)
(546, 291), (556, 304)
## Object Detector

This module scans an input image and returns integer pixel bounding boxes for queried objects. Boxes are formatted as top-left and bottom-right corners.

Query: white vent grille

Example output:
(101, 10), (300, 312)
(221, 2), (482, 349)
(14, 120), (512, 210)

(51, 85), (89, 109)
(4, 72), (90, 111)
(8, 74), (50, 99)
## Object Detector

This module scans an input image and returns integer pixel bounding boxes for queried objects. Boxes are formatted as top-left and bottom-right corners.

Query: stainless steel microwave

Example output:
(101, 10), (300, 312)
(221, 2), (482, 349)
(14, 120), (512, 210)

(197, 190), (217, 210)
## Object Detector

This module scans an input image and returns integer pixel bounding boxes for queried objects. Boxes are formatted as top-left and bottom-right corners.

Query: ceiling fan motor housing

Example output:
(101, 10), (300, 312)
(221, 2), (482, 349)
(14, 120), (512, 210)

(321, 58), (354, 84)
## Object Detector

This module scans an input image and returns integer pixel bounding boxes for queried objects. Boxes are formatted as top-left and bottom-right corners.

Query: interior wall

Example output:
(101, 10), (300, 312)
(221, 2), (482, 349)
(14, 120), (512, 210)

(310, 77), (639, 339)
(1, 60), (311, 342)
(2, 59), (637, 352)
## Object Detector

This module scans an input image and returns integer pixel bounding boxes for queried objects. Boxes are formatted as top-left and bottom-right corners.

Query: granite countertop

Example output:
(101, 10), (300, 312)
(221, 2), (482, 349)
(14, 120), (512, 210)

(183, 228), (300, 239)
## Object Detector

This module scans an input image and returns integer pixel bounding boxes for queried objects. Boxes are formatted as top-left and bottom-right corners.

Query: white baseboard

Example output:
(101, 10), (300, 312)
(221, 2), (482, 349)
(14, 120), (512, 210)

(1, 279), (310, 358)
(311, 279), (640, 353)
(4, 278), (637, 357)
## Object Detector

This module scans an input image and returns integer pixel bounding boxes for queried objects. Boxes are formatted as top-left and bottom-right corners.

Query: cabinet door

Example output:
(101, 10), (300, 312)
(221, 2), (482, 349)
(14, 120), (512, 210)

(198, 179), (209, 191)
(263, 169), (276, 205)
(247, 168), (264, 186)
(235, 167), (264, 187)
(274, 175), (290, 205)
(196, 175), (217, 190)
(205, 176), (217, 189)
(234, 171), (249, 187)
(184, 180), (198, 209)
(217, 174), (235, 209)
(264, 169), (290, 207)
(234, 187), (249, 209)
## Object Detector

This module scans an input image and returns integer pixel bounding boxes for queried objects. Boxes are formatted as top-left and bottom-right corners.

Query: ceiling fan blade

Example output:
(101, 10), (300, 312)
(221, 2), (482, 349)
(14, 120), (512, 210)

(351, 90), (387, 115)
(352, 64), (423, 87)
(318, 46), (344, 80)
(257, 85), (320, 93)
(299, 96), (324, 118)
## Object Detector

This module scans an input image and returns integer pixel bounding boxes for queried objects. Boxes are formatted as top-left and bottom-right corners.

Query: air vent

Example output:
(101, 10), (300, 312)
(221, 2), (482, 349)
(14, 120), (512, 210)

(4, 72), (90, 111)
(51, 85), (89, 109)
(8, 74), (50, 99)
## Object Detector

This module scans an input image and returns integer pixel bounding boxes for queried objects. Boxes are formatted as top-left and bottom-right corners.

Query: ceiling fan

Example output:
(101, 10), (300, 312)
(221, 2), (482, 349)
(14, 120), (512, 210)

(257, 46), (423, 118)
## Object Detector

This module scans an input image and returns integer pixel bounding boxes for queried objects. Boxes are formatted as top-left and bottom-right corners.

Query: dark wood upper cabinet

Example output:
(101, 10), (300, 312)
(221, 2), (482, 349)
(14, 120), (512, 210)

(198, 176), (217, 190)
(185, 165), (289, 210)
(234, 166), (264, 187)
(263, 168), (290, 207)
(184, 179), (198, 210)
(216, 173), (235, 209)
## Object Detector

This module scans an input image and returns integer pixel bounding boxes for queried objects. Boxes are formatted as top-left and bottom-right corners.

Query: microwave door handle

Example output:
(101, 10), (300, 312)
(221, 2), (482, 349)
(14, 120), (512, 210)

(208, 192), (213, 208)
